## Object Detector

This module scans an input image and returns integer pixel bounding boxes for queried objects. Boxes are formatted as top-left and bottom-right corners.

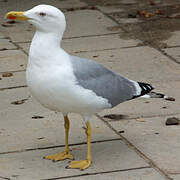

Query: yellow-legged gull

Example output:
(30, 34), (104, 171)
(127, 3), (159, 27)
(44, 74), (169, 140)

(6, 5), (156, 170)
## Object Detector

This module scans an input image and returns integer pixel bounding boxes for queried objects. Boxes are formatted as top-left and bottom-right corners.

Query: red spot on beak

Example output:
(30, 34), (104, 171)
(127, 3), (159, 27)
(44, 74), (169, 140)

(8, 15), (16, 20)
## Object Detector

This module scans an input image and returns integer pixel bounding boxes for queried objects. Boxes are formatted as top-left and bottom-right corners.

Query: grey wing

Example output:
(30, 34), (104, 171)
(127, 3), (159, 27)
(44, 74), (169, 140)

(70, 55), (138, 107)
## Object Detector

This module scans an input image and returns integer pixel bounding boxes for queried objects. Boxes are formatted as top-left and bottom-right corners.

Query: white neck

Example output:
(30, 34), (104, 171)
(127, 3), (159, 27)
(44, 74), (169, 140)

(33, 31), (62, 47)
(28, 30), (69, 67)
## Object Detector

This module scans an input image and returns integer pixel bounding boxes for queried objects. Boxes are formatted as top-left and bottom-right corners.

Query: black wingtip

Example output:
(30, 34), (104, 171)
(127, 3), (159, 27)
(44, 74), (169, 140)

(138, 82), (154, 96)
(133, 82), (154, 99)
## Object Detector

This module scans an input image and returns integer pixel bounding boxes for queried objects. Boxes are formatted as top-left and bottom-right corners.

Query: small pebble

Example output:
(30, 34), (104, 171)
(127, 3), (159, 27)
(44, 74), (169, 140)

(128, 13), (137, 18)
(37, 137), (45, 140)
(93, 55), (98, 58)
(165, 97), (175, 101)
(119, 130), (125, 133)
(166, 117), (180, 126)
(2, 72), (13, 77)
(104, 114), (127, 120)
(11, 175), (19, 178)
(145, 101), (150, 103)
(11, 98), (28, 105)
(0, 48), (8, 51)
(32, 115), (44, 119)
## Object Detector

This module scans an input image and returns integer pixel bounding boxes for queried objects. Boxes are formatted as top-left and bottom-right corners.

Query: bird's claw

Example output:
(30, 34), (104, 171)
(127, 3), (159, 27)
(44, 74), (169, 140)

(44, 151), (74, 161)
(68, 159), (91, 170)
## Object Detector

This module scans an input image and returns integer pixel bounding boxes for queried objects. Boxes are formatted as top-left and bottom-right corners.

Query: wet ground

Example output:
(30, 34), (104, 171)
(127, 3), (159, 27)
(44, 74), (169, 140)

(82, 0), (180, 48)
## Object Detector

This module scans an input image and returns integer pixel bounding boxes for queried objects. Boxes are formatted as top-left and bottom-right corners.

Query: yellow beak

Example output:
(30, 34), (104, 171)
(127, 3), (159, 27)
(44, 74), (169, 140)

(5, 11), (28, 21)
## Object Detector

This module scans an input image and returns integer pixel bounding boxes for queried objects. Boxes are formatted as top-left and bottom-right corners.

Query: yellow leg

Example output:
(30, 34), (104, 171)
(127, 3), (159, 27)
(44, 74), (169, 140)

(44, 115), (73, 161)
(69, 122), (92, 170)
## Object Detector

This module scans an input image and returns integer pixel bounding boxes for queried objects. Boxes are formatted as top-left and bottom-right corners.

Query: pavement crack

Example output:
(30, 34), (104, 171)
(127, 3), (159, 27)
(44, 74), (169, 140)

(62, 32), (120, 40)
(40, 166), (151, 180)
(96, 114), (173, 180)
(0, 138), (121, 155)
(163, 45), (180, 49)
(0, 85), (27, 91)
(0, 69), (25, 74)
(73, 45), (141, 54)
(159, 48), (180, 65)
(0, 48), (18, 51)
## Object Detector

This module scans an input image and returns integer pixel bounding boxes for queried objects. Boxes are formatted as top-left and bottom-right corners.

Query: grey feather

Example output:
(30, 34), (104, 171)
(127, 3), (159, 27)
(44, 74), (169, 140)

(70, 55), (137, 107)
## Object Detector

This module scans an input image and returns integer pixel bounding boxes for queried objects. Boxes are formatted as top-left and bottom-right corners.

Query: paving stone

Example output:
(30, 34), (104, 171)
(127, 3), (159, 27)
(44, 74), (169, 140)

(18, 34), (139, 54)
(67, 168), (165, 180)
(117, 18), (142, 24)
(64, 10), (120, 38)
(56, 0), (87, 9)
(100, 80), (180, 119)
(163, 46), (180, 63)
(0, 87), (120, 153)
(109, 114), (180, 173)
(0, 140), (148, 180)
(0, 32), (6, 38)
(0, 23), (35, 43)
(162, 31), (180, 47)
(0, 39), (16, 50)
(0, 71), (26, 89)
(171, 175), (180, 180)
(97, 5), (125, 13)
(0, 50), (27, 72)
(120, 0), (136, 4)
(1, 10), (119, 42)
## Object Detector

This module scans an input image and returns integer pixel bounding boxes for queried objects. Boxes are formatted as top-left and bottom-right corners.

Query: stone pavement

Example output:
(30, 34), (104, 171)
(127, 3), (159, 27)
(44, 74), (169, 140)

(0, 0), (180, 179)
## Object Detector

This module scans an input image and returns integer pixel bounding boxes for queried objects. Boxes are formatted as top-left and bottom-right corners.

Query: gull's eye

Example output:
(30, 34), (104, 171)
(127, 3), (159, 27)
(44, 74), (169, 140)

(39, 12), (46, 17)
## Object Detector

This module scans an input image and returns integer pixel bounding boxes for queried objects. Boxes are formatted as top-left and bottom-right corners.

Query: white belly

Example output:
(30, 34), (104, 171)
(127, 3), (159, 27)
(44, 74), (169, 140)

(26, 64), (111, 115)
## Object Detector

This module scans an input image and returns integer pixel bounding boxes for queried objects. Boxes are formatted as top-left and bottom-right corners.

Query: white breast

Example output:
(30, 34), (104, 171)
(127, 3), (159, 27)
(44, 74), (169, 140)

(26, 44), (110, 116)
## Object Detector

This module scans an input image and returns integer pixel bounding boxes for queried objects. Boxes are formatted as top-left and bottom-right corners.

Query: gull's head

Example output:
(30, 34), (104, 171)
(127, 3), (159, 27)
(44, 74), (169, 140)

(6, 4), (66, 34)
